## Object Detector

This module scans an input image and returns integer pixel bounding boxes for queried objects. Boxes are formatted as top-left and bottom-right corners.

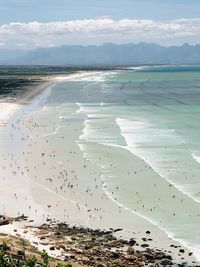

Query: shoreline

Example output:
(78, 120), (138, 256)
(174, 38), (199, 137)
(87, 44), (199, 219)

(0, 70), (199, 266)
(0, 71), (99, 128)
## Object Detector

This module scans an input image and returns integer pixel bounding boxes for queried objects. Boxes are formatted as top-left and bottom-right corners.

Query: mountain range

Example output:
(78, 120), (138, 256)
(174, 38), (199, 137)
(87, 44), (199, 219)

(1, 43), (200, 65)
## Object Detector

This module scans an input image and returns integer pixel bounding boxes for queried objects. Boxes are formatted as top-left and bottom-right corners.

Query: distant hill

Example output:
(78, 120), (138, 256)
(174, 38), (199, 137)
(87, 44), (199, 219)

(0, 49), (29, 63)
(1, 43), (200, 65)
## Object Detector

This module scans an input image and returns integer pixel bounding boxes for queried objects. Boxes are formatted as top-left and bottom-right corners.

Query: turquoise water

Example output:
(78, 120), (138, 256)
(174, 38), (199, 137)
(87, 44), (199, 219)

(38, 66), (200, 258)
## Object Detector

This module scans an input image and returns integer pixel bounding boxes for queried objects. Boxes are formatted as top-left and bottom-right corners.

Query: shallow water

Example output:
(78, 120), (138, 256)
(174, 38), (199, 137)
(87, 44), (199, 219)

(40, 66), (200, 259)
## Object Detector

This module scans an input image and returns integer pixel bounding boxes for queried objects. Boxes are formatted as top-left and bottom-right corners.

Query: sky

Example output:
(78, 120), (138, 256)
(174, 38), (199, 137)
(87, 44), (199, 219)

(0, 0), (200, 49)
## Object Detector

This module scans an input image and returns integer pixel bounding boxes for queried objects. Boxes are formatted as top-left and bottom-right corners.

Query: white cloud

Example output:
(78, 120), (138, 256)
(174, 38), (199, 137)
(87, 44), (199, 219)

(0, 18), (200, 49)
(0, 42), (5, 47)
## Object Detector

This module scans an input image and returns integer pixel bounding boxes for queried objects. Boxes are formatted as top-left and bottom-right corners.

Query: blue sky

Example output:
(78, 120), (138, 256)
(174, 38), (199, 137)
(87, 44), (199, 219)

(1, 0), (200, 23)
(0, 0), (200, 49)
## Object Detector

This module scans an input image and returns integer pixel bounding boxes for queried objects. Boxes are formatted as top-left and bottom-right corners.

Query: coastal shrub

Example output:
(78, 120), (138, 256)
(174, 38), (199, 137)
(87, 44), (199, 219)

(56, 264), (72, 267)
(0, 242), (11, 267)
(23, 256), (37, 267)
(41, 250), (49, 267)
(0, 245), (73, 267)
(0, 252), (11, 267)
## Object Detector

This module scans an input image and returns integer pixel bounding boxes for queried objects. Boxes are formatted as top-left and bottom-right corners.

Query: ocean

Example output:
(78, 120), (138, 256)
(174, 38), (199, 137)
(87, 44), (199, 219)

(43, 66), (200, 258)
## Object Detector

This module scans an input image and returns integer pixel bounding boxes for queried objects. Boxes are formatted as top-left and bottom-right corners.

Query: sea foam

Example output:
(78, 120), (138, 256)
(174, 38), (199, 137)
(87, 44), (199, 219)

(116, 117), (200, 203)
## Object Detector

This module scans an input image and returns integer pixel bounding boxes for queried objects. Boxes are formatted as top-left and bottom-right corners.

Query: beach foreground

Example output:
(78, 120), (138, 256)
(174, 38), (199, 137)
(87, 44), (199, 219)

(0, 68), (200, 266)
(0, 217), (188, 267)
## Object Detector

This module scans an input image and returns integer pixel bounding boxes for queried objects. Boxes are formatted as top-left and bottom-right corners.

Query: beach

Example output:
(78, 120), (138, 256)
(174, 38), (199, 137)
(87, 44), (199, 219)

(0, 67), (200, 266)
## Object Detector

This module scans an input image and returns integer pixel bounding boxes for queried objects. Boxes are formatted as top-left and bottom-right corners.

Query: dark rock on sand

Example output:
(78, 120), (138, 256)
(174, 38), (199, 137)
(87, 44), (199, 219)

(141, 243), (149, 248)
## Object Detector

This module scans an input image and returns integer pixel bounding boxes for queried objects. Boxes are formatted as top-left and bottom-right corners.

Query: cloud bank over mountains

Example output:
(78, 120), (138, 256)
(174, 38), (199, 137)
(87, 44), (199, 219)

(1, 42), (200, 65)
(1, 18), (200, 49)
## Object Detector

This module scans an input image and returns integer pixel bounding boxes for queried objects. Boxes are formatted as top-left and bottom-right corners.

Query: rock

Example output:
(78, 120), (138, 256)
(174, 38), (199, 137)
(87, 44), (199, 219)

(165, 255), (172, 260)
(146, 230), (151, 234)
(11, 218), (189, 266)
(0, 219), (9, 226)
(117, 259), (127, 266)
(84, 244), (92, 250)
(17, 250), (25, 257)
(143, 253), (154, 260)
(179, 249), (185, 253)
(81, 257), (90, 264)
(141, 243), (149, 248)
(40, 242), (49, 246)
(129, 238), (136, 245)
(97, 263), (106, 267)
(88, 256), (94, 261)
(76, 250), (84, 255)
(64, 255), (70, 261)
(55, 231), (61, 236)
(113, 228), (123, 233)
(127, 246), (135, 255)
(124, 255), (136, 261)
(70, 255), (75, 259)
(16, 214), (28, 221)
(60, 245), (65, 250)
(111, 251), (120, 259)
(160, 259), (173, 265)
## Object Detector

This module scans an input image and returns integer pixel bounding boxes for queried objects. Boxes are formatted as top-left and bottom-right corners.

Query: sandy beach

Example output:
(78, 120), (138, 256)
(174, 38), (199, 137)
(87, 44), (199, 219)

(0, 70), (199, 266)
(0, 71), (98, 126)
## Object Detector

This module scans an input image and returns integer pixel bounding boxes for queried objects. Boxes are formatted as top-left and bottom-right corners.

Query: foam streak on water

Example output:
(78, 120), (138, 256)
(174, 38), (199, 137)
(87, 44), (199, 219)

(76, 97), (200, 261)
(116, 117), (200, 203)
(192, 154), (200, 165)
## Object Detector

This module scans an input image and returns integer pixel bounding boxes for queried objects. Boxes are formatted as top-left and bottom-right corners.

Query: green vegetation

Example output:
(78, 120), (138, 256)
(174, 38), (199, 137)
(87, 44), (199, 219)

(0, 78), (40, 97)
(0, 243), (72, 267)
(0, 66), (74, 77)
(0, 65), (114, 77)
